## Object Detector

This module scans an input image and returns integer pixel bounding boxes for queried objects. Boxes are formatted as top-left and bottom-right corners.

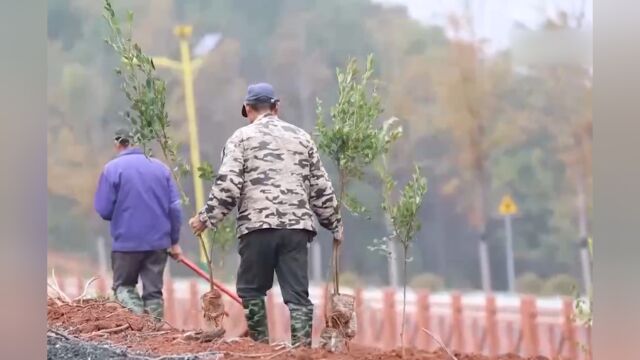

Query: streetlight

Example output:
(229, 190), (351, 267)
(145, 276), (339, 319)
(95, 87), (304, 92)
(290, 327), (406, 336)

(152, 25), (222, 263)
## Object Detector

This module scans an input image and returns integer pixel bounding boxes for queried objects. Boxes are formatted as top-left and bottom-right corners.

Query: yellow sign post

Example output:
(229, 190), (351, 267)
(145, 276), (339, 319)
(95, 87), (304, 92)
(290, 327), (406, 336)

(499, 194), (518, 292)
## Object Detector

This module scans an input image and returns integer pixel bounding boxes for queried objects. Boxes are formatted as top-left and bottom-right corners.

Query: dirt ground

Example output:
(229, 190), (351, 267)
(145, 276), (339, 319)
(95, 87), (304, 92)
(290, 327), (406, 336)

(47, 299), (555, 360)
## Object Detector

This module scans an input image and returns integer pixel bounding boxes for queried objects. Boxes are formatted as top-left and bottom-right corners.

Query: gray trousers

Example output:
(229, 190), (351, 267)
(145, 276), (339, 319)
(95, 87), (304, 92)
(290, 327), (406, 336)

(111, 250), (168, 301)
(236, 229), (314, 307)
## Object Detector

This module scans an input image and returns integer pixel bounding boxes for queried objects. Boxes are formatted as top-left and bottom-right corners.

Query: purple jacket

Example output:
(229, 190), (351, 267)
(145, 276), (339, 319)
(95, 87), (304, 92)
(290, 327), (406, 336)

(94, 147), (182, 252)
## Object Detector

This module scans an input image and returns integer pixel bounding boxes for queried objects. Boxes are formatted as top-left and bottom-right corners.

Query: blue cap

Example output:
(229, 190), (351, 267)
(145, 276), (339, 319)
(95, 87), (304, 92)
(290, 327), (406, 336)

(241, 83), (279, 117)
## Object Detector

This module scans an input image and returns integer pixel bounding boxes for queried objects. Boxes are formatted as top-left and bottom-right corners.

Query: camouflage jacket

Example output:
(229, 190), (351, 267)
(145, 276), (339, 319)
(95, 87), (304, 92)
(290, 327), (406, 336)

(198, 113), (343, 238)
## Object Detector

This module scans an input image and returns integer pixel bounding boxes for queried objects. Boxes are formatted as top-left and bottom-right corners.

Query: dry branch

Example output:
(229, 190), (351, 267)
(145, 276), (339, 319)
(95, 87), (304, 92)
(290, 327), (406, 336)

(264, 344), (302, 360)
(73, 276), (100, 302)
(421, 328), (459, 360)
(105, 308), (127, 318)
(48, 283), (70, 304)
(93, 323), (131, 336)
(50, 268), (72, 303)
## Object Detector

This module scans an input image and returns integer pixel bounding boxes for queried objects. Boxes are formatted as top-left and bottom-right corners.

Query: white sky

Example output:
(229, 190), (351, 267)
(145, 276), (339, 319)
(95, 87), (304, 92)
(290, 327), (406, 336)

(372, 0), (593, 53)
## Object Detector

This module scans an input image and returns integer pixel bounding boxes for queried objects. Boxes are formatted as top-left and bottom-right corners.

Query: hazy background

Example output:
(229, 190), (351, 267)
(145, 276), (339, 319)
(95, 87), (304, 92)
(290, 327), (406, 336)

(47, 0), (592, 295)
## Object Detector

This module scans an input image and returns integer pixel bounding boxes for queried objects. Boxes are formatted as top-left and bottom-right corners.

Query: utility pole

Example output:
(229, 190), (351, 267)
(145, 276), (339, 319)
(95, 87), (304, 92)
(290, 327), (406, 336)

(151, 26), (222, 263)
(175, 25), (205, 217)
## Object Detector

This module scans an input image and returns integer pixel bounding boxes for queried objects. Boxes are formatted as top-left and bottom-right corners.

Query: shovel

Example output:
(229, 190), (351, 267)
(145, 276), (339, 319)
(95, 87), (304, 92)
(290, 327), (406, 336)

(319, 240), (357, 352)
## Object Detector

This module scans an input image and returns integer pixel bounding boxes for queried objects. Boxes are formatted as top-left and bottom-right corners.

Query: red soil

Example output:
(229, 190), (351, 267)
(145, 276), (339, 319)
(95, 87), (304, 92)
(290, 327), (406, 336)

(47, 299), (557, 360)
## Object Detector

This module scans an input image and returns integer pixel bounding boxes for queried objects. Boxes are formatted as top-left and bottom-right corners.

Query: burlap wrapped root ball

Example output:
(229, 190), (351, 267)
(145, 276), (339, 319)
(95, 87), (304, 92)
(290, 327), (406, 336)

(319, 293), (356, 352)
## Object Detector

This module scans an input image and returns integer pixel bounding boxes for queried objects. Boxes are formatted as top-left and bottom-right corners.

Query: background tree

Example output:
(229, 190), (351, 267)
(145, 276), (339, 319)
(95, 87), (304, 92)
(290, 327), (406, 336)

(430, 22), (508, 291)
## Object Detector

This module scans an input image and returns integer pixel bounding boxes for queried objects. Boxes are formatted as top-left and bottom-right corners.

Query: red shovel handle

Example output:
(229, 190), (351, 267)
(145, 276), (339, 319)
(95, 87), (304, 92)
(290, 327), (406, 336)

(175, 255), (242, 305)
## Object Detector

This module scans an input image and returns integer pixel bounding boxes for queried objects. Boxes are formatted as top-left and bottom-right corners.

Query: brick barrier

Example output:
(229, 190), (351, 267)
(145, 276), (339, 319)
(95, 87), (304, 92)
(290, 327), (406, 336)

(49, 275), (591, 359)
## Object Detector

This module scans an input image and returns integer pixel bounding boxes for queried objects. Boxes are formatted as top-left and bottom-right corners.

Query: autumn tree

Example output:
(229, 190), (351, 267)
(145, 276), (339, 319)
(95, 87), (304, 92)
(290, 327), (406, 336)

(431, 17), (509, 290)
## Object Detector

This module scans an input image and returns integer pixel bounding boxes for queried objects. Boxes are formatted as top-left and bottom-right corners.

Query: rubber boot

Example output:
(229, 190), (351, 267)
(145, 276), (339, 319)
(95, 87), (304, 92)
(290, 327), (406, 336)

(114, 286), (144, 315)
(144, 298), (164, 322)
(242, 298), (269, 343)
(288, 303), (314, 347)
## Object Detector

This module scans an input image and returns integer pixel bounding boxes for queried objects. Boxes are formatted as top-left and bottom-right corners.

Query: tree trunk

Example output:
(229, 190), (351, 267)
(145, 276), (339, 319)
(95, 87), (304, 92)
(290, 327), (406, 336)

(478, 238), (491, 291)
(577, 172), (592, 294)
(385, 216), (400, 288)
(401, 245), (408, 358)
(475, 162), (492, 292)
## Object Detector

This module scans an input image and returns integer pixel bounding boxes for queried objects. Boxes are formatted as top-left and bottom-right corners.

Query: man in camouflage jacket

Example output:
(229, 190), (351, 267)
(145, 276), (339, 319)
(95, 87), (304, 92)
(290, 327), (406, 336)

(189, 83), (343, 347)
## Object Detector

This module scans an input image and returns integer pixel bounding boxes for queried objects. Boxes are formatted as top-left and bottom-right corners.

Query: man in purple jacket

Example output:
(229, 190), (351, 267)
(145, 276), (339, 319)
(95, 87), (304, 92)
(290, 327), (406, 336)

(94, 129), (183, 320)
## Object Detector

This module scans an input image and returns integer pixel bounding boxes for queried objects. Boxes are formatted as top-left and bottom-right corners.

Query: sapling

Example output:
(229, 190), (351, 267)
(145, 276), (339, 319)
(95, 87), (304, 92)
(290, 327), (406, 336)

(316, 54), (402, 213)
(379, 164), (427, 358)
(103, 0), (223, 282)
(315, 55), (401, 351)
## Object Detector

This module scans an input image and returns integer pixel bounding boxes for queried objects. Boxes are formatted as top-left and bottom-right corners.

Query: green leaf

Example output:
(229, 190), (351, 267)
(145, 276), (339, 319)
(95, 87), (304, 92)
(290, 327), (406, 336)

(197, 161), (215, 181)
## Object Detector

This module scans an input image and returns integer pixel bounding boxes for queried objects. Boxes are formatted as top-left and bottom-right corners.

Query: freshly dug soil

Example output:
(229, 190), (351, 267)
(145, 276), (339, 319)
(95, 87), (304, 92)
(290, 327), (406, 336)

(47, 299), (156, 336)
(47, 299), (556, 360)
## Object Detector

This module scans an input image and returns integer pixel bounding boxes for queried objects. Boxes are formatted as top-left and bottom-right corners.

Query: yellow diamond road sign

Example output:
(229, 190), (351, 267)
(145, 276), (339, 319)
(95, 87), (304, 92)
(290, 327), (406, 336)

(499, 195), (518, 216)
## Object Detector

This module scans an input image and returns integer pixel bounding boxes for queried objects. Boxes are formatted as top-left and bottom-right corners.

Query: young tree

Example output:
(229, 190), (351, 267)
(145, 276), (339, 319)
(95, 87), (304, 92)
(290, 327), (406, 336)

(102, 0), (223, 279)
(315, 54), (401, 214)
(379, 164), (427, 358)
(316, 55), (401, 350)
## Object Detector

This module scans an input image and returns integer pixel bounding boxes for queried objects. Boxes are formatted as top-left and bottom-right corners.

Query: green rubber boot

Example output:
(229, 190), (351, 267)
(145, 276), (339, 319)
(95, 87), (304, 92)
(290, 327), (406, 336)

(288, 303), (314, 347)
(144, 299), (164, 322)
(114, 286), (144, 315)
(242, 298), (269, 343)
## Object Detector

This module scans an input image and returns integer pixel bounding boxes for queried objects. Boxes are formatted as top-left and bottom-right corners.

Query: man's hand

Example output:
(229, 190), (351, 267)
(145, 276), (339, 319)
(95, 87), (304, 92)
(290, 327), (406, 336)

(168, 244), (183, 260)
(189, 215), (207, 236)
